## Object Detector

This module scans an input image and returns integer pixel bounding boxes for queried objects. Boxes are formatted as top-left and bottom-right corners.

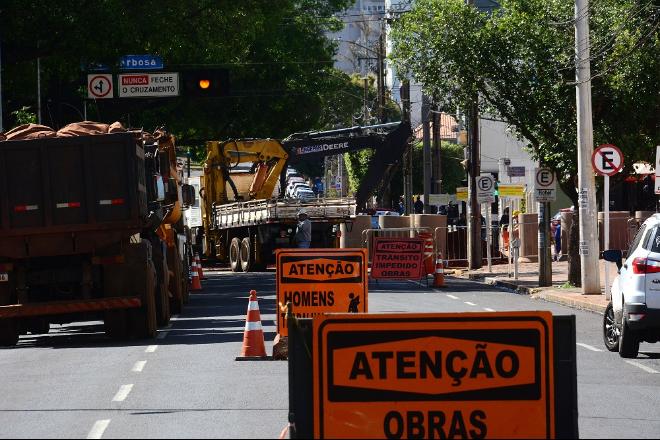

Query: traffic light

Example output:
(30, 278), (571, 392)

(182, 68), (229, 97)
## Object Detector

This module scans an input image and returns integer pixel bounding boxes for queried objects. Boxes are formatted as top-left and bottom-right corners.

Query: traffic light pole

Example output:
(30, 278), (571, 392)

(468, 99), (482, 269)
(422, 94), (431, 214)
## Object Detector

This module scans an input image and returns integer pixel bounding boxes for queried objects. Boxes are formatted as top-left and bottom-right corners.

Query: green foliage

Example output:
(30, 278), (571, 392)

(10, 106), (37, 125)
(0, 0), (360, 146)
(390, 0), (660, 201)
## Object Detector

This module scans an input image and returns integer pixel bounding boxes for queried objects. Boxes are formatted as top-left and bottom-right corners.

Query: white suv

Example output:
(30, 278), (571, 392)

(603, 213), (660, 358)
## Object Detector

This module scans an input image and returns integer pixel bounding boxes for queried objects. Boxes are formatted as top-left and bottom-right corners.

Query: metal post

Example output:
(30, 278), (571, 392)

(432, 106), (442, 194)
(37, 57), (42, 124)
(486, 204), (492, 272)
(575, 0), (601, 293)
(539, 201), (552, 286)
(422, 94), (431, 213)
(401, 80), (413, 215)
(468, 100), (482, 269)
(604, 175), (610, 299)
(377, 31), (385, 123)
(363, 77), (369, 124)
(513, 238), (520, 280)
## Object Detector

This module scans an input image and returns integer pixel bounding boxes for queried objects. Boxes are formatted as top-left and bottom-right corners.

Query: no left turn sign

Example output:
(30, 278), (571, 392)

(592, 144), (623, 176)
(87, 74), (114, 99)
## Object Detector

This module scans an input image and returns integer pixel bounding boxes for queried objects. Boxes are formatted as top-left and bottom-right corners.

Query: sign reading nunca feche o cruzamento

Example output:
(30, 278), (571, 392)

(276, 249), (368, 337)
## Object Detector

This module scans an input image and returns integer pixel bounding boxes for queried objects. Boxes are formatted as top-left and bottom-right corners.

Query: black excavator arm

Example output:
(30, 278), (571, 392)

(281, 121), (412, 211)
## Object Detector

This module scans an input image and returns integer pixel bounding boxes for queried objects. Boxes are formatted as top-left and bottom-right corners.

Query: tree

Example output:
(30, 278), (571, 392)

(390, 0), (659, 284)
(0, 0), (359, 144)
(390, 0), (659, 204)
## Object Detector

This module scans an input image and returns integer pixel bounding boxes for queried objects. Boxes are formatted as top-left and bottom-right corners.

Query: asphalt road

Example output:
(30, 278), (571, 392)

(0, 271), (659, 438)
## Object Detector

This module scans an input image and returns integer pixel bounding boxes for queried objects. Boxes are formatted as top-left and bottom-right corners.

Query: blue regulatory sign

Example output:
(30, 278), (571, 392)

(119, 55), (164, 70)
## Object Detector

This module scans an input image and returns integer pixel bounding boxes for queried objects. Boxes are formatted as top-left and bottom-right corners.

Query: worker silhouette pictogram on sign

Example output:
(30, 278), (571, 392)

(348, 293), (360, 313)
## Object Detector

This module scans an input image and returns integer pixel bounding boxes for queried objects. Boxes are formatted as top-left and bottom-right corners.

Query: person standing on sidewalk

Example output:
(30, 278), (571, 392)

(554, 222), (562, 261)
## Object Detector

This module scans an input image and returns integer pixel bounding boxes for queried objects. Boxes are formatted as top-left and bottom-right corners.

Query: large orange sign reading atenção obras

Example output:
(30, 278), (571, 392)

(314, 312), (554, 439)
(276, 249), (368, 337)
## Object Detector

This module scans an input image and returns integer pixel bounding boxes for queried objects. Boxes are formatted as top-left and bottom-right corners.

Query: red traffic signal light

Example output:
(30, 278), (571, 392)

(183, 69), (229, 97)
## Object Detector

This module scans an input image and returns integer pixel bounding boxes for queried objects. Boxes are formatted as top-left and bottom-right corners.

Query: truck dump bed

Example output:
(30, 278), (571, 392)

(212, 198), (355, 229)
(0, 132), (147, 258)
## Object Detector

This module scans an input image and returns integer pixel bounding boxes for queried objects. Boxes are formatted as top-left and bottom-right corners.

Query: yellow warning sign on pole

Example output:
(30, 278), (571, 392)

(276, 249), (368, 337)
(498, 183), (525, 199)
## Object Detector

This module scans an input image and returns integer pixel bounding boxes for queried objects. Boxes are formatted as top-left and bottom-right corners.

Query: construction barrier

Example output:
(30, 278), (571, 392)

(190, 258), (202, 291)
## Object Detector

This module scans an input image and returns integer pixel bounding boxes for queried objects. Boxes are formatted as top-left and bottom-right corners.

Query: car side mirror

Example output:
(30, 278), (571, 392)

(603, 249), (623, 271)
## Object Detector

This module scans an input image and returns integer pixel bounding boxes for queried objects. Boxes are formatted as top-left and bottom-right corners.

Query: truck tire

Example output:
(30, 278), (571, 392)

(181, 256), (190, 305)
(230, 237), (242, 272)
(129, 260), (158, 339)
(0, 319), (19, 346)
(169, 252), (184, 315)
(151, 240), (171, 327)
(240, 237), (253, 273)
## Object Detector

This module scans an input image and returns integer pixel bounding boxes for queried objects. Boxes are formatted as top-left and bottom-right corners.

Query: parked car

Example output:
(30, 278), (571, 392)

(603, 213), (660, 358)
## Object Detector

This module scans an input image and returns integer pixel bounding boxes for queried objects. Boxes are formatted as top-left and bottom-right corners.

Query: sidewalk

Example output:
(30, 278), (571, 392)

(450, 258), (612, 314)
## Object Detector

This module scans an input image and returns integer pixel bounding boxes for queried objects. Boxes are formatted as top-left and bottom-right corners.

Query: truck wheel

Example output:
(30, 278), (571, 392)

(129, 260), (158, 339)
(152, 243), (171, 327)
(169, 253), (184, 315)
(181, 257), (190, 304)
(240, 237), (253, 273)
(0, 319), (19, 346)
(603, 302), (619, 352)
(619, 306), (640, 358)
(230, 238), (242, 272)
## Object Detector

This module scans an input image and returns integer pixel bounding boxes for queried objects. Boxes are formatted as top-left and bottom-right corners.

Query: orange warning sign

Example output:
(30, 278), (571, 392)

(371, 237), (425, 280)
(313, 312), (554, 439)
(276, 249), (368, 337)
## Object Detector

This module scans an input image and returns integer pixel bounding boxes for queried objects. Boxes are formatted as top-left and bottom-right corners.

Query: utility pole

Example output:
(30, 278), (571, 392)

(432, 104), (442, 194)
(422, 94), (431, 213)
(363, 77), (370, 124)
(575, 0), (600, 294)
(377, 29), (386, 123)
(467, 98), (482, 269)
(401, 80), (413, 214)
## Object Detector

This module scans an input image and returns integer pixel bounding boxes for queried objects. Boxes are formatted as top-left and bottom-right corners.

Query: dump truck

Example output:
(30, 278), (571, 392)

(199, 122), (411, 272)
(0, 122), (194, 346)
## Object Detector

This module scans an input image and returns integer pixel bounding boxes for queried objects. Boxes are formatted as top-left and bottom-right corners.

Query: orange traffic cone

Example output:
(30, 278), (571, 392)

(195, 253), (206, 280)
(433, 256), (445, 288)
(236, 290), (269, 360)
(190, 258), (202, 291)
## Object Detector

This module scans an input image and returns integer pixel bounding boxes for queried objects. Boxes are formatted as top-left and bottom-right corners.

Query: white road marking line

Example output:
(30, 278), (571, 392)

(156, 331), (169, 340)
(112, 384), (134, 402)
(464, 301), (477, 306)
(86, 419), (111, 439)
(447, 294), (459, 300)
(576, 343), (603, 352)
(625, 360), (660, 374)
(132, 360), (147, 372)
(145, 345), (158, 353)
(484, 308), (496, 312)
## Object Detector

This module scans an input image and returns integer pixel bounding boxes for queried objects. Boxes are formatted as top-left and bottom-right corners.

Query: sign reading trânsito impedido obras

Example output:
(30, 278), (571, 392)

(313, 312), (555, 439)
(276, 248), (368, 337)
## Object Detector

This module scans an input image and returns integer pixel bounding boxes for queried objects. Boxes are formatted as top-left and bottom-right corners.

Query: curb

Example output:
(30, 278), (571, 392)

(530, 291), (607, 315)
(480, 277), (608, 315)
